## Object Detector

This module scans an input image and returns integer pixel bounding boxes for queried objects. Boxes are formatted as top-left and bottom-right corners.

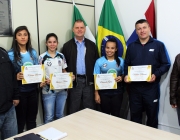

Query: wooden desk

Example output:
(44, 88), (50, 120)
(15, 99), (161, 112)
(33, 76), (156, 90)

(6, 109), (180, 140)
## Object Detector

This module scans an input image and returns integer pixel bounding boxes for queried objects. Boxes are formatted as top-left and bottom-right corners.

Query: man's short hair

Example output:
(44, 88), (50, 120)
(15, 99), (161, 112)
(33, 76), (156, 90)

(135, 19), (150, 27)
(73, 19), (85, 27)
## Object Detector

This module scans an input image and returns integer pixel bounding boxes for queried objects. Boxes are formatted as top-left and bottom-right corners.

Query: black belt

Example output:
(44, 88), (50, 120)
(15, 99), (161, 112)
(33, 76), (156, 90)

(77, 74), (86, 78)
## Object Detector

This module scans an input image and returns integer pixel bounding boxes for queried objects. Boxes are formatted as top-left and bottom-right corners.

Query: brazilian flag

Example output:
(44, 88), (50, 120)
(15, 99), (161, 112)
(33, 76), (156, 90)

(97, 0), (126, 58)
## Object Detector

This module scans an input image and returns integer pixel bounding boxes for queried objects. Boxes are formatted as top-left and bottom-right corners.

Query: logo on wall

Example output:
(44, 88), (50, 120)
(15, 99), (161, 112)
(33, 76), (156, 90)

(101, 35), (124, 57)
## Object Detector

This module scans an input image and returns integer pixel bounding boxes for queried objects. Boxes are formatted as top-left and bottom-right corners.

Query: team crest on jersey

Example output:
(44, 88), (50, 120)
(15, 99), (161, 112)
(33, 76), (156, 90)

(46, 58), (50, 61)
(23, 62), (33, 66)
(102, 63), (107, 68)
(107, 69), (117, 74)
(47, 62), (52, 66)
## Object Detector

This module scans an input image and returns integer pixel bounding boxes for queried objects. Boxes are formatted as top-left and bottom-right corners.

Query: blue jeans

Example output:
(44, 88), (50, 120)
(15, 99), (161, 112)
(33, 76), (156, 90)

(42, 90), (67, 124)
(0, 105), (18, 140)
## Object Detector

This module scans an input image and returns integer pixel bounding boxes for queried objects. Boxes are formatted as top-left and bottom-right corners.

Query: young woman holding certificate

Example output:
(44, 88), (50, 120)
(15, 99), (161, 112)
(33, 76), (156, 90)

(94, 38), (124, 117)
(8, 26), (39, 133)
(39, 33), (69, 124)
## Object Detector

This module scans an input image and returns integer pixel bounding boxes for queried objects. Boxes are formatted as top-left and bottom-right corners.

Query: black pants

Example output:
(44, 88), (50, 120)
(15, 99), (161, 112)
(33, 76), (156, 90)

(177, 107), (180, 126)
(99, 92), (123, 117)
(15, 89), (38, 133)
(69, 77), (95, 114)
(129, 84), (159, 128)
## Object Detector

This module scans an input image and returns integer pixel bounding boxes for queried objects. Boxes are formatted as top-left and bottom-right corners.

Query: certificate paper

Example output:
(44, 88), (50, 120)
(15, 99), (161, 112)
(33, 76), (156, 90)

(21, 65), (45, 84)
(128, 65), (151, 81)
(94, 73), (117, 90)
(50, 73), (73, 90)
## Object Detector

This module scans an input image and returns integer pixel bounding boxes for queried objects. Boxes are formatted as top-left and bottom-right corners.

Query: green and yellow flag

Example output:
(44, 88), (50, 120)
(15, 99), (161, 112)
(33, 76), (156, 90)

(96, 0), (126, 58)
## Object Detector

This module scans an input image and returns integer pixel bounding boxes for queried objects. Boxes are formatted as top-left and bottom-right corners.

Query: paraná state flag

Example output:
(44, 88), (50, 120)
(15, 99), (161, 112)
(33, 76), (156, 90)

(96, 0), (126, 58)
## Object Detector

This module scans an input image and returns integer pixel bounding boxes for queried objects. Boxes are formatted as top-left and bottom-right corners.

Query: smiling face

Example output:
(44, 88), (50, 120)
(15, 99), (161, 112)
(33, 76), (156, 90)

(73, 21), (86, 39)
(16, 30), (28, 47)
(135, 22), (151, 41)
(105, 41), (117, 58)
(46, 36), (58, 52)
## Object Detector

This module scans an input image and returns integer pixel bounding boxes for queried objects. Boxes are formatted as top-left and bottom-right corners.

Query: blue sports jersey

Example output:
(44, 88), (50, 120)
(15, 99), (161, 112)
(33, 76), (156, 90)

(8, 49), (38, 69)
(8, 49), (38, 92)
(94, 56), (124, 76)
(39, 51), (67, 94)
(94, 56), (124, 95)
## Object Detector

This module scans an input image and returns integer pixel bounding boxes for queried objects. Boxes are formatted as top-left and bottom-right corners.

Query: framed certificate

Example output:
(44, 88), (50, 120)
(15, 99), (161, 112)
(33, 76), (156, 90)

(21, 65), (45, 84)
(94, 73), (117, 90)
(127, 65), (151, 81)
(50, 72), (73, 90)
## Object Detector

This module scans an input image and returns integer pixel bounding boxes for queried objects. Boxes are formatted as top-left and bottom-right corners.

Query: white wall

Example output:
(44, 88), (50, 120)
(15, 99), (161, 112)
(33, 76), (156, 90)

(157, 0), (180, 134)
(37, 0), (95, 54)
(95, 0), (180, 135)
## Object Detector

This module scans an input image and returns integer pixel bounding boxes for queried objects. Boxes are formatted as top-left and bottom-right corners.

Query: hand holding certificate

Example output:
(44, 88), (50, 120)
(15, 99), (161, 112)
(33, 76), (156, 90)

(21, 65), (45, 84)
(127, 65), (151, 82)
(50, 72), (73, 90)
(94, 73), (117, 90)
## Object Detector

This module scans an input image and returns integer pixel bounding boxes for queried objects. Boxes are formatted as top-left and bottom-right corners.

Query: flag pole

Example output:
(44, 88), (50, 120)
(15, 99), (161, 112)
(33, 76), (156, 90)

(71, 0), (75, 5)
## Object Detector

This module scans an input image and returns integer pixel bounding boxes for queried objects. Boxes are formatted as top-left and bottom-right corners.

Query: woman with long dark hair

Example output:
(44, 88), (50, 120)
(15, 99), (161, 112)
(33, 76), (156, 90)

(8, 26), (38, 133)
(94, 38), (124, 117)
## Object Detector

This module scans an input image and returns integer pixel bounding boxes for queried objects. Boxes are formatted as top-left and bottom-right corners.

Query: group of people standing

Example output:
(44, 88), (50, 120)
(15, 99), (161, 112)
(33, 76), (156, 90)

(1, 18), (179, 140)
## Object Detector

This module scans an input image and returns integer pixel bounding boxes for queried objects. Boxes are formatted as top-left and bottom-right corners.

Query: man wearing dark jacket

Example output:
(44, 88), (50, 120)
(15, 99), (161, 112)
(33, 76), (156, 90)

(124, 19), (170, 128)
(170, 53), (180, 125)
(62, 19), (98, 114)
(0, 47), (19, 139)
